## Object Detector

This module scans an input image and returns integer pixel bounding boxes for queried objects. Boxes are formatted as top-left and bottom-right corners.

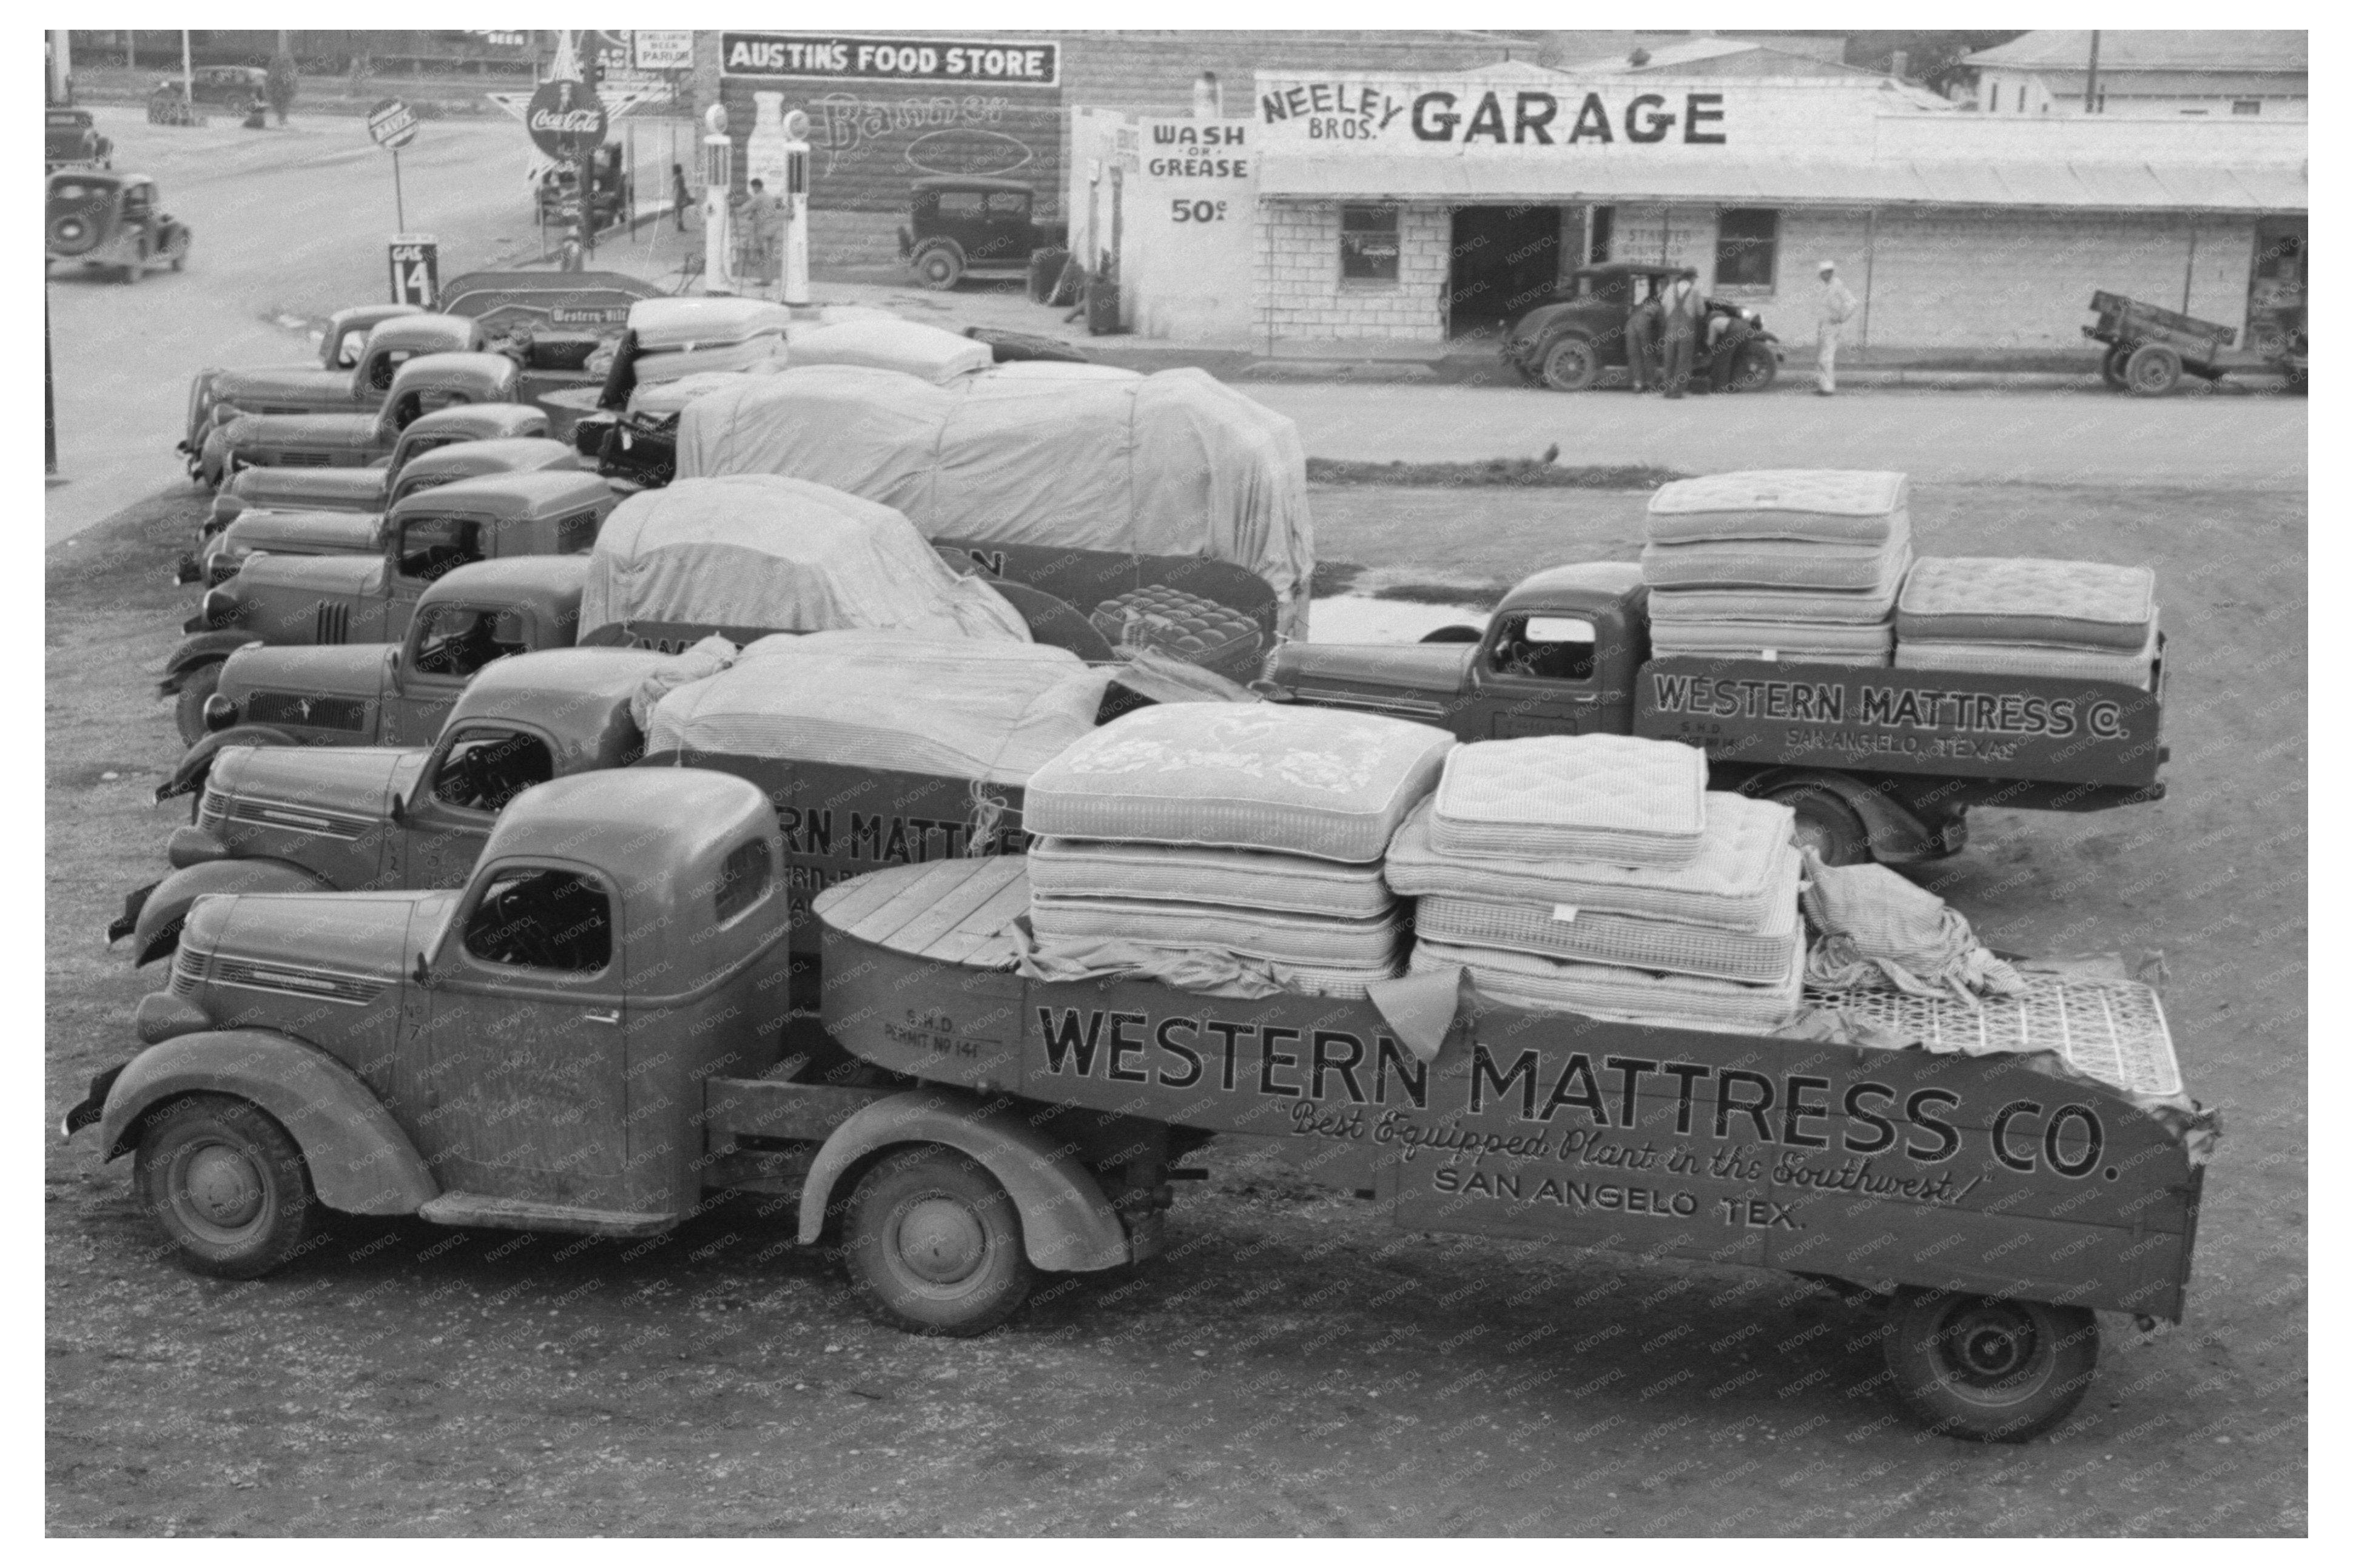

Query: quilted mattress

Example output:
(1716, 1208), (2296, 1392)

(1641, 516), (1912, 591)
(1029, 894), (1408, 969)
(1028, 837), (1396, 919)
(1415, 892), (1799, 983)
(1429, 735), (1706, 866)
(1895, 622), (2158, 690)
(1410, 937), (1805, 1032)
(1648, 619), (1893, 667)
(1384, 795), (1799, 931)
(1646, 553), (1910, 624)
(1023, 705), (1455, 863)
(1897, 557), (2156, 651)
(1646, 469), (1908, 545)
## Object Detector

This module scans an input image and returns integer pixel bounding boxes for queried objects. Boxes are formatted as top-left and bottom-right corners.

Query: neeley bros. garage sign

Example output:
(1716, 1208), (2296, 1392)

(1262, 79), (1730, 148)
(722, 33), (1059, 87)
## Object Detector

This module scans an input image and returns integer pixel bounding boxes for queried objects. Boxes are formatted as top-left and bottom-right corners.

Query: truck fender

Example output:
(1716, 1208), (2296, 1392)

(1744, 768), (1935, 864)
(121, 857), (333, 966)
(989, 581), (1117, 664)
(155, 725), (297, 803)
(798, 1088), (1129, 1273)
(95, 1029), (440, 1216)
(158, 631), (263, 692)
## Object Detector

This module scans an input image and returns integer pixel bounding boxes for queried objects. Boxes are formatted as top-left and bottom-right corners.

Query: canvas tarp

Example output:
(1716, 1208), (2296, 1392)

(579, 474), (1032, 645)
(647, 630), (1111, 786)
(675, 365), (1315, 638)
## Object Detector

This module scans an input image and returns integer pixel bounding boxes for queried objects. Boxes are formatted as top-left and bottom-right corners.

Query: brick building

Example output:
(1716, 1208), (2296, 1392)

(1078, 59), (2304, 362)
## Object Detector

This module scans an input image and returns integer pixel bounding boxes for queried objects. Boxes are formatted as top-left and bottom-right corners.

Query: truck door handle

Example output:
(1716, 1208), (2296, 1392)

(582, 1009), (622, 1025)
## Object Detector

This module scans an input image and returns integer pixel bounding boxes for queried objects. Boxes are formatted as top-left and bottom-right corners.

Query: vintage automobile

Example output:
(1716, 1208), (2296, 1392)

(46, 107), (114, 171)
(190, 64), (271, 104)
(70, 762), (2212, 1439)
(1260, 561), (2167, 867)
(1500, 261), (1780, 393)
(190, 437), (585, 588)
(898, 177), (1066, 291)
(182, 312), (487, 460)
(162, 470), (618, 742)
(209, 404), (562, 527)
(194, 354), (525, 488)
(45, 170), (191, 284)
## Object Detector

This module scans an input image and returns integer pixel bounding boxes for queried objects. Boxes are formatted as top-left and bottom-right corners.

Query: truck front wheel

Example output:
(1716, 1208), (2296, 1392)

(172, 661), (224, 747)
(1766, 782), (1870, 866)
(844, 1146), (1035, 1336)
(134, 1095), (319, 1280)
(1883, 1290), (2099, 1442)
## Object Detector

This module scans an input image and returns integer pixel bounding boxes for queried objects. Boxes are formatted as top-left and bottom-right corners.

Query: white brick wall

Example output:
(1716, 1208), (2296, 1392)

(1253, 200), (1448, 345)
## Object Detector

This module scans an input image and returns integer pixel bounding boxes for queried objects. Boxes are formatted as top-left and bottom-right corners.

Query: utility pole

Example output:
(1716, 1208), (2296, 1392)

(2084, 30), (2102, 113)
(182, 30), (194, 105)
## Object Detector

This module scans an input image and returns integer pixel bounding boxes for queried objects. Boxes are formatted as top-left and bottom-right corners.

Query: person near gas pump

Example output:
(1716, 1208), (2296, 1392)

(1659, 267), (1705, 399)
(1814, 260), (1859, 395)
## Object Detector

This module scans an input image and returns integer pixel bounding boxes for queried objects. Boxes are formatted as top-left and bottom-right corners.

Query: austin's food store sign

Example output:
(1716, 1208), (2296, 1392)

(722, 32), (1059, 86)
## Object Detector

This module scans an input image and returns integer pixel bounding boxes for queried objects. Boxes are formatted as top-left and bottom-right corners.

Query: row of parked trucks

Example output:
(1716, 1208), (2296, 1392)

(68, 297), (2206, 1445)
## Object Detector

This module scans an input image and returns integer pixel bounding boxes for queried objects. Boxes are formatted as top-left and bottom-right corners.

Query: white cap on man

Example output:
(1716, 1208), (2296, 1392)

(1817, 260), (1837, 274)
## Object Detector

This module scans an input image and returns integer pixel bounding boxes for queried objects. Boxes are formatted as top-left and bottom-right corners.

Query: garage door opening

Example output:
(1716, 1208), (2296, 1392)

(1446, 205), (1562, 338)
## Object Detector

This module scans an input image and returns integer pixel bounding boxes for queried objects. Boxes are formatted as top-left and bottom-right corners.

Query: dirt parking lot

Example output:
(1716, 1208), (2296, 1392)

(47, 478), (2304, 1536)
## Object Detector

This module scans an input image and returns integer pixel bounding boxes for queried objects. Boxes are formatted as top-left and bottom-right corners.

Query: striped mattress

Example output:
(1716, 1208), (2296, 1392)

(1897, 556), (2157, 651)
(1410, 937), (1806, 1032)
(1414, 890), (1800, 983)
(1427, 735), (1707, 866)
(1027, 836), (1396, 919)
(1646, 469), (1909, 545)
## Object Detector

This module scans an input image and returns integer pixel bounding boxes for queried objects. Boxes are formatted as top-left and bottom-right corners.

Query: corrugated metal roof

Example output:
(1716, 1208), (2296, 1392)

(1964, 30), (2306, 73)
(1256, 153), (2308, 212)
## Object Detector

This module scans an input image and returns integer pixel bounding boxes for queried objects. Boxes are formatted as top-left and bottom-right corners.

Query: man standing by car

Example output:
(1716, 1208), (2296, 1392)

(1814, 260), (1859, 395)
(1660, 268), (1704, 399)
(1625, 286), (1664, 392)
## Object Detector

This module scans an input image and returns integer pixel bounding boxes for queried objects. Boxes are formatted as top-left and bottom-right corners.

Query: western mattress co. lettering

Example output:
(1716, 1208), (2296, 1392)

(1031, 1009), (2112, 1182)
(1648, 671), (2127, 741)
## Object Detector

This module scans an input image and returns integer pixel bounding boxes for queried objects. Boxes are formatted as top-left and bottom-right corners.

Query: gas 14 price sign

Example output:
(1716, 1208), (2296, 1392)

(388, 234), (439, 307)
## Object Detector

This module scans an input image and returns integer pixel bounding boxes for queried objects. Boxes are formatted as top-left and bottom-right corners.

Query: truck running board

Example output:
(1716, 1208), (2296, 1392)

(417, 1193), (672, 1237)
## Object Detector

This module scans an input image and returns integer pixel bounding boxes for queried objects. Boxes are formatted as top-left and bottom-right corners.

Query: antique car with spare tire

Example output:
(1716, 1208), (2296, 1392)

(1501, 261), (1779, 394)
(46, 170), (190, 284)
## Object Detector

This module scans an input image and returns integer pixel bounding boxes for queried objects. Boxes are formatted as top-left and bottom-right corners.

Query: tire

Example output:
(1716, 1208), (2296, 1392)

(1028, 246), (1070, 304)
(2125, 343), (2183, 397)
(1539, 335), (1600, 392)
(1419, 625), (1485, 644)
(844, 1146), (1035, 1336)
(173, 661), (224, 747)
(2100, 344), (2133, 390)
(1883, 1290), (2099, 1442)
(914, 244), (964, 291)
(1728, 342), (1778, 393)
(133, 1095), (319, 1280)
(1766, 782), (1871, 867)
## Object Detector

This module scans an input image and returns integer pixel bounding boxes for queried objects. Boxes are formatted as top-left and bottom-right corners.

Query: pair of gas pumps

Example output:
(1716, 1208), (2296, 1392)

(701, 101), (809, 305)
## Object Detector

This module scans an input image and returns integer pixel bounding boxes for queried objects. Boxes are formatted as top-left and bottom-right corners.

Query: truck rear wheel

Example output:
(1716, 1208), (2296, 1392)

(1765, 782), (1870, 866)
(1883, 1290), (2099, 1442)
(844, 1146), (1034, 1336)
(134, 1095), (319, 1280)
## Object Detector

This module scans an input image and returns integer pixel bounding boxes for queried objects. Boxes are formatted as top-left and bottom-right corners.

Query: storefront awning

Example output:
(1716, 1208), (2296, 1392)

(1256, 154), (2307, 213)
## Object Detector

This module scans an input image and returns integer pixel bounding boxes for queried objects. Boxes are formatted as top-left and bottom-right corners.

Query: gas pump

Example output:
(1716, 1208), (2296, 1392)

(701, 103), (735, 296)
(781, 110), (811, 308)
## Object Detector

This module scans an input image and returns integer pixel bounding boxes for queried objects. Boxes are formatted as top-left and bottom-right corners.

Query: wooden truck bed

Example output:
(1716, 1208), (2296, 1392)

(815, 860), (2208, 1321)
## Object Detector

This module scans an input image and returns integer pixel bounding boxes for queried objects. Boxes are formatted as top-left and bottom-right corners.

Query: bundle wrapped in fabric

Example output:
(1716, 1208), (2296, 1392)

(1427, 734), (1708, 867)
(646, 630), (1110, 786)
(623, 298), (793, 386)
(1894, 557), (2161, 689)
(1641, 470), (1912, 668)
(784, 318), (994, 383)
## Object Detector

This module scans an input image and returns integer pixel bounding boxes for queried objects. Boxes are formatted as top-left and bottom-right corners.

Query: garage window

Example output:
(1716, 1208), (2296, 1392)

(1713, 209), (1779, 291)
(1341, 205), (1401, 283)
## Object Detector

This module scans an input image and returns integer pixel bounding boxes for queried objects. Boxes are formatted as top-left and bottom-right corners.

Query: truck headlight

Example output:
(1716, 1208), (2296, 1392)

(200, 588), (240, 628)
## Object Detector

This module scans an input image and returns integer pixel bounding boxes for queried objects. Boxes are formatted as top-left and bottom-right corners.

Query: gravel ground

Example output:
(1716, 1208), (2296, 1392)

(47, 479), (2304, 1536)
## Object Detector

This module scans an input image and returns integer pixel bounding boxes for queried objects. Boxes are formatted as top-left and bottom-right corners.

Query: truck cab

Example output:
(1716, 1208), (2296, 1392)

(163, 471), (615, 742)
(212, 403), (559, 525)
(183, 312), (482, 457)
(195, 350), (523, 488)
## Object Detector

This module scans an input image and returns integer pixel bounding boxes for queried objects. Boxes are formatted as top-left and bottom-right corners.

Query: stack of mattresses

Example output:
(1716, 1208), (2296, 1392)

(1895, 557), (2160, 690)
(1641, 470), (1913, 667)
(1386, 735), (1805, 1031)
(1022, 705), (1455, 995)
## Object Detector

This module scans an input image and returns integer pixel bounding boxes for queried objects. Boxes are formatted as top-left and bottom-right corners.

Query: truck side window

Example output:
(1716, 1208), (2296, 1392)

(464, 867), (611, 974)
(411, 607), (529, 679)
(713, 840), (773, 924)
(396, 515), (484, 582)
(1489, 613), (1597, 682)
(432, 727), (554, 814)
(555, 508), (602, 554)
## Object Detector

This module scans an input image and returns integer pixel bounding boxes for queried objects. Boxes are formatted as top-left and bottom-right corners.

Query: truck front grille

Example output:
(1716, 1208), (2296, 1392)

(213, 957), (387, 1007)
(170, 947), (212, 997)
(277, 451), (334, 468)
(314, 601), (350, 645)
(196, 787), (229, 834)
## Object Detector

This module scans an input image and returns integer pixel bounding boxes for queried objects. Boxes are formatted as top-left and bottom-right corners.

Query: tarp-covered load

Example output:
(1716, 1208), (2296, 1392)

(647, 630), (1110, 786)
(624, 298), (793, 385)
(675, 365), (1315, 639)
(786, 318), (994, 382)
(578, 474), (1032, 646)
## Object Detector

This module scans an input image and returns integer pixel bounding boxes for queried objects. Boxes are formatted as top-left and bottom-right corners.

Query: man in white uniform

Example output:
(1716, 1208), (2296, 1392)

(1814, 260), (1859, 395)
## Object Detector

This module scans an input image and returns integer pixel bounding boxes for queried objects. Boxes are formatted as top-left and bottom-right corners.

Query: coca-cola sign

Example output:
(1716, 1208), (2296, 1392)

(527, 78), (608, 159)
